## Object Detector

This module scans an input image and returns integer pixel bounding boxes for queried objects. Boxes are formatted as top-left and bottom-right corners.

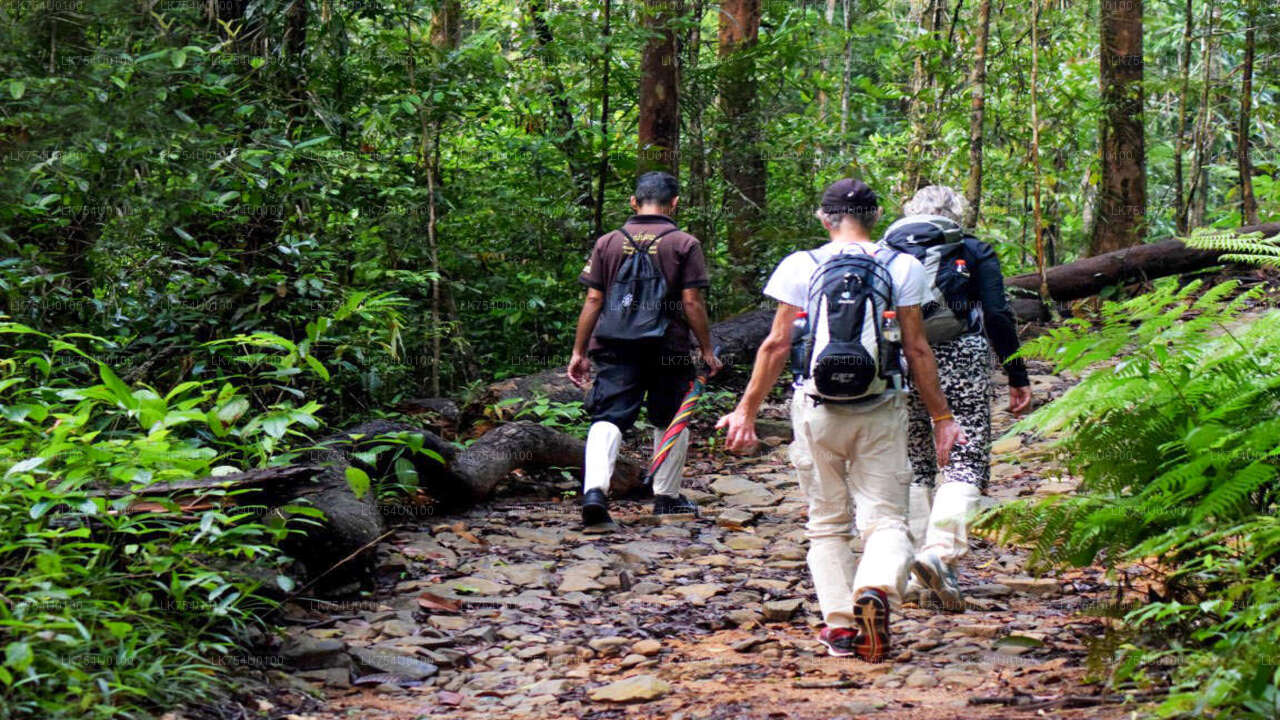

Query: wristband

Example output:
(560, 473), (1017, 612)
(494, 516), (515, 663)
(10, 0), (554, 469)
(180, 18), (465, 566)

(931, 413), (954, 423)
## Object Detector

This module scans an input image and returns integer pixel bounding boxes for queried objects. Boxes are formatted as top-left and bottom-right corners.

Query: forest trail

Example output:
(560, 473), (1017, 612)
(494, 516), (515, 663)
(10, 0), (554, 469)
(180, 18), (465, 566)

(264, 366), (1152, 720)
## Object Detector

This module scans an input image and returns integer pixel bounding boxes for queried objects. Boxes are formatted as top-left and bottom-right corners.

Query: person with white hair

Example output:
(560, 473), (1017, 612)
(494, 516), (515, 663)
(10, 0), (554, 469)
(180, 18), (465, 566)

(882, 184), (1032, 610)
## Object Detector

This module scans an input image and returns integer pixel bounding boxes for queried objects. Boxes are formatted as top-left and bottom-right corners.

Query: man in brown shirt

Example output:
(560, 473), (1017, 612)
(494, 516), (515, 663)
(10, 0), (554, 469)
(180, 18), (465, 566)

(567, 172), (721, 526)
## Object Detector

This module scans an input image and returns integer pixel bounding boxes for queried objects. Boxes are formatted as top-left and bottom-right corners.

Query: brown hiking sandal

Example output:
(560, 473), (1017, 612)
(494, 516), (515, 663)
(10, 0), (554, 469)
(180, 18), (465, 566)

(852, 588), (891, 663)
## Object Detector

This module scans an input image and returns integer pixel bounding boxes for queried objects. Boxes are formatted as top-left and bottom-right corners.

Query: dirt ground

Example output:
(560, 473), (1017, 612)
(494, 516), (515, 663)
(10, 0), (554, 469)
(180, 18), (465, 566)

(246, 366), (1160, 720)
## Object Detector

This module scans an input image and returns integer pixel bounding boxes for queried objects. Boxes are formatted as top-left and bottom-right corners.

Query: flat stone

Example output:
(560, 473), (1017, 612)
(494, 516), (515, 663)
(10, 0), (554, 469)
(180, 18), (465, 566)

(937, 670), (986, 689)
(588, 636), (631, 654)
(610, 541), (676, 564)
(619, 653), (647, 668)
(347, 647), (438, 680)
(671, 583), (723, 605)
(558, 562), (606, 593)
(747, 578), (792, 593)
(717, 508), (757, 528)
(838, 700), (886, 715)
(724, 488), (779, 506)
(524, 678), (569, 696)
(589, 674), (671, 703)
(493, 562), (552, 588)
(725, 534), (768, 551)
(956, 624), (1003, 638)
(991, 435), (1023, 454)
(631, 639), (662, 657)
(709, 476), (765, 496)
(996, 576), (1060, 596)
(281, 635), (349, 670)
(762, 598), (804, 622)
(726, 609), (764, 628)
(968, 583), (1012, 598)
(296, 667), (351, 688)
(443, 576), (510, 595)
(427, 615), (470, 633)
(378, 619), (416, 638)
(904, 669), (936, 688)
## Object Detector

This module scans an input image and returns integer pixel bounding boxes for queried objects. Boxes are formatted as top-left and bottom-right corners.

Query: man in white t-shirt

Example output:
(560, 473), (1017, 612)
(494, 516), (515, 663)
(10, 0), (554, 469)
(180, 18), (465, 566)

(717, 179), (964, 662)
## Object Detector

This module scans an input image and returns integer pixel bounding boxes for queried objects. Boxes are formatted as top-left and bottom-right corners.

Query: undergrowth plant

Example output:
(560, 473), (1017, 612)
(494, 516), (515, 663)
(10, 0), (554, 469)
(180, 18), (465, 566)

(0, 293), (406, 718)
(978, 279), (1280, 717)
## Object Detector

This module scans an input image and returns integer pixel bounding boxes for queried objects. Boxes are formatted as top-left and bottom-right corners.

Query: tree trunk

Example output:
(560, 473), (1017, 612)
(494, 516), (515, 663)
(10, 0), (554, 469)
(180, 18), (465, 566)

(1236, 5), (1258, 225)
(530, 0), (596, 212)
(1092, 0), (1146, 255)
(963, 0), (992, 228)
(1172, 0), (1193, 234)
(1006, 222), (1280, 301)
(718, 0), (765, 292)
(1186, 0), (1217, 229)
(429, 0), (461, 49)
(1030, 0), (1052, 306)
(639, 0), (680, 176)
(902, 0), (940, 195)
(594, 0), (613, 240)
(684, 0), (712, 245)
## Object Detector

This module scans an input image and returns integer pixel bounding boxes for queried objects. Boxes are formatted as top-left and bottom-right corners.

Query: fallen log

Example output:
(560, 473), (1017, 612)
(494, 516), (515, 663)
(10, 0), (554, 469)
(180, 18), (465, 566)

(105, 420), (643, 591)
(482, 308), (775, 409)
(1006, 223), (1280, 303)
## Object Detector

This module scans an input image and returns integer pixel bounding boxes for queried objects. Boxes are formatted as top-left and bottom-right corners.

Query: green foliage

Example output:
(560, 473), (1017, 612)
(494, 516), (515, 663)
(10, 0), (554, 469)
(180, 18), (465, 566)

(979, 280), (1280, 716)
(0, 316), (368, 717)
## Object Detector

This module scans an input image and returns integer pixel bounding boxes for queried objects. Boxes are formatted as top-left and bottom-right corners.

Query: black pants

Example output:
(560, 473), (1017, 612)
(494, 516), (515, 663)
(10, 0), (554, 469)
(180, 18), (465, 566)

(586, 347), (696, 432)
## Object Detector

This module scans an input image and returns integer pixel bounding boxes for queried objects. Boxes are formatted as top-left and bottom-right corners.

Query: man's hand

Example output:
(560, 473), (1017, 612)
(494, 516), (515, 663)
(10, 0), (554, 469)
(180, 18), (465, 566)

(932, 418), (967, 466)
(567, 353), (592, 388)
(1008, 385), (1032, 415)
(715, 407), (758, 454)
(701, 350), (724, 377)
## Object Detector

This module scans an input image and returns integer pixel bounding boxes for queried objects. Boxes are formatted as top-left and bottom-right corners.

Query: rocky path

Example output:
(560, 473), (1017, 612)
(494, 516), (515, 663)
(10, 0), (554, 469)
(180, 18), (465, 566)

(259, 368), (1155, 720)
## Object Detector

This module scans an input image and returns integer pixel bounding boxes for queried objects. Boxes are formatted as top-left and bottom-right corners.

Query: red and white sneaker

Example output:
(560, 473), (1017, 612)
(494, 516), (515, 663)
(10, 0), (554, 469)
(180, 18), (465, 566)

(816, 626), (858, 657)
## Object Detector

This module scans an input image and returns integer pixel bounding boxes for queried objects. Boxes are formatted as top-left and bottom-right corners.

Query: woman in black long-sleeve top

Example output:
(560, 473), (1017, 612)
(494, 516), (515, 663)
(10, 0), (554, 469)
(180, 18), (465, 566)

(884, 185), (1032, 611)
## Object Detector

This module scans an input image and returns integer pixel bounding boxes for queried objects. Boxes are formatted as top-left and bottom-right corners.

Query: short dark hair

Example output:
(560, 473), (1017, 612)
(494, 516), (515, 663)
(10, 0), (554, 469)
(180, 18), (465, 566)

(635, 171), (679, 206)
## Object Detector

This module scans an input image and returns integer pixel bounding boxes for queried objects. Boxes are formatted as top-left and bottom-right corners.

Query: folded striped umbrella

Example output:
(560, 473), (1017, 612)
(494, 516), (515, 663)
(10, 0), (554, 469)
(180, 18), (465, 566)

(645, 350), (718, 485)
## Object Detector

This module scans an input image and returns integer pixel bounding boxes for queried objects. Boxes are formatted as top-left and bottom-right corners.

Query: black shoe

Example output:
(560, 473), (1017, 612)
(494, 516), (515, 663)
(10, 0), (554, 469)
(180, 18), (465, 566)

(652, 493), (698, 516)
(581, 488), (611, 526)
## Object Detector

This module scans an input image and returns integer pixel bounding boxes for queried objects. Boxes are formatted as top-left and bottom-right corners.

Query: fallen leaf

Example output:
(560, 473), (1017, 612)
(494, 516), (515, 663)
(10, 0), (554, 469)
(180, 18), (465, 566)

(417, 591), (461, 613)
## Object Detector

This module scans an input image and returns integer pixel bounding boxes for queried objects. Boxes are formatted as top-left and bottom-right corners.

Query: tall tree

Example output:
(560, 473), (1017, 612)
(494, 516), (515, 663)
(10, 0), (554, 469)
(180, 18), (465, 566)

(963, 0), (993, 227)
(1186, 0), (1218, 228)
(719, 0), (764, 289)
(593, 0), (613, 239)
(638, 0), (680, 176)
(1092, 0), (1146, 255)
(529, 0), (595, 212)
(1172, 0), (1194, 234)
(1235, 0), (1258, 224)
(683, 0), (712, 244)
(902, 0), (943, 195)
(1031, 0), (1051, 305)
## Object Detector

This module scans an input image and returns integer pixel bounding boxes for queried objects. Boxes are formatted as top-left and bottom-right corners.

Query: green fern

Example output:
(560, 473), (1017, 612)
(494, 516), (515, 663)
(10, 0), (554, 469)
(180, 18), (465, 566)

(979, 279), (1280, 716)
(1184, 227), (1280, 267)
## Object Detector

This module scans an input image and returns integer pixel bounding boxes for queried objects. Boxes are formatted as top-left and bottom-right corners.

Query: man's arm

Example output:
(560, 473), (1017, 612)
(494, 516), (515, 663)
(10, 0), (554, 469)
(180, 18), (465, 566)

(898, 304), (966, 465)
(567, 289), (604, 388)
(715, 303), (799, 452)
(681, 288), (723, 375)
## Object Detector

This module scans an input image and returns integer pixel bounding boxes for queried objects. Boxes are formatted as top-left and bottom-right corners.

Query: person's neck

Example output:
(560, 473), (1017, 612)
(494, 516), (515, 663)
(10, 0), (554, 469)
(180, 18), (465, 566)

(829, 228), (872, 245)
(633, 206), (672, 218)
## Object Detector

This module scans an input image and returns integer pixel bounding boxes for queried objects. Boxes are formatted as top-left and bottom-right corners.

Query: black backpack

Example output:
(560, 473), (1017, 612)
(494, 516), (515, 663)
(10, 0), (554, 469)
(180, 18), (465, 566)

(801, 247), (902, 403)
(881, 215), (977, 345)
(593, 227), (678, 343)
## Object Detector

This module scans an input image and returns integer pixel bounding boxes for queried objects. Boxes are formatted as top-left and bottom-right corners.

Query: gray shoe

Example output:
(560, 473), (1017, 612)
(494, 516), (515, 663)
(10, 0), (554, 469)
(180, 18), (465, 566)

(911, 551), (963, 611)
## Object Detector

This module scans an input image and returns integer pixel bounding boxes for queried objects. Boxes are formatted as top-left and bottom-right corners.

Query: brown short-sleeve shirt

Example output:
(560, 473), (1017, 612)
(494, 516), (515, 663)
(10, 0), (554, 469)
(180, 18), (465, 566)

(579, 214), (710, 354)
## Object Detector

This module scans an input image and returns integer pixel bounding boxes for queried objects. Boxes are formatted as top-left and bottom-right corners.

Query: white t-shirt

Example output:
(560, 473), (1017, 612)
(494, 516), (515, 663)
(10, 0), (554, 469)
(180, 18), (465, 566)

(764, 240), (928, 405)
(763, 240), (928, 311)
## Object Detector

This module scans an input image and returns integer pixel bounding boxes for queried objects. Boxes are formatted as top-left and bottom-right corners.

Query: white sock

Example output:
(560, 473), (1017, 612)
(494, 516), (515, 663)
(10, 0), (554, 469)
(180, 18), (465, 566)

(650, 428), (689, 497)
(583, 422), (622, 494)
